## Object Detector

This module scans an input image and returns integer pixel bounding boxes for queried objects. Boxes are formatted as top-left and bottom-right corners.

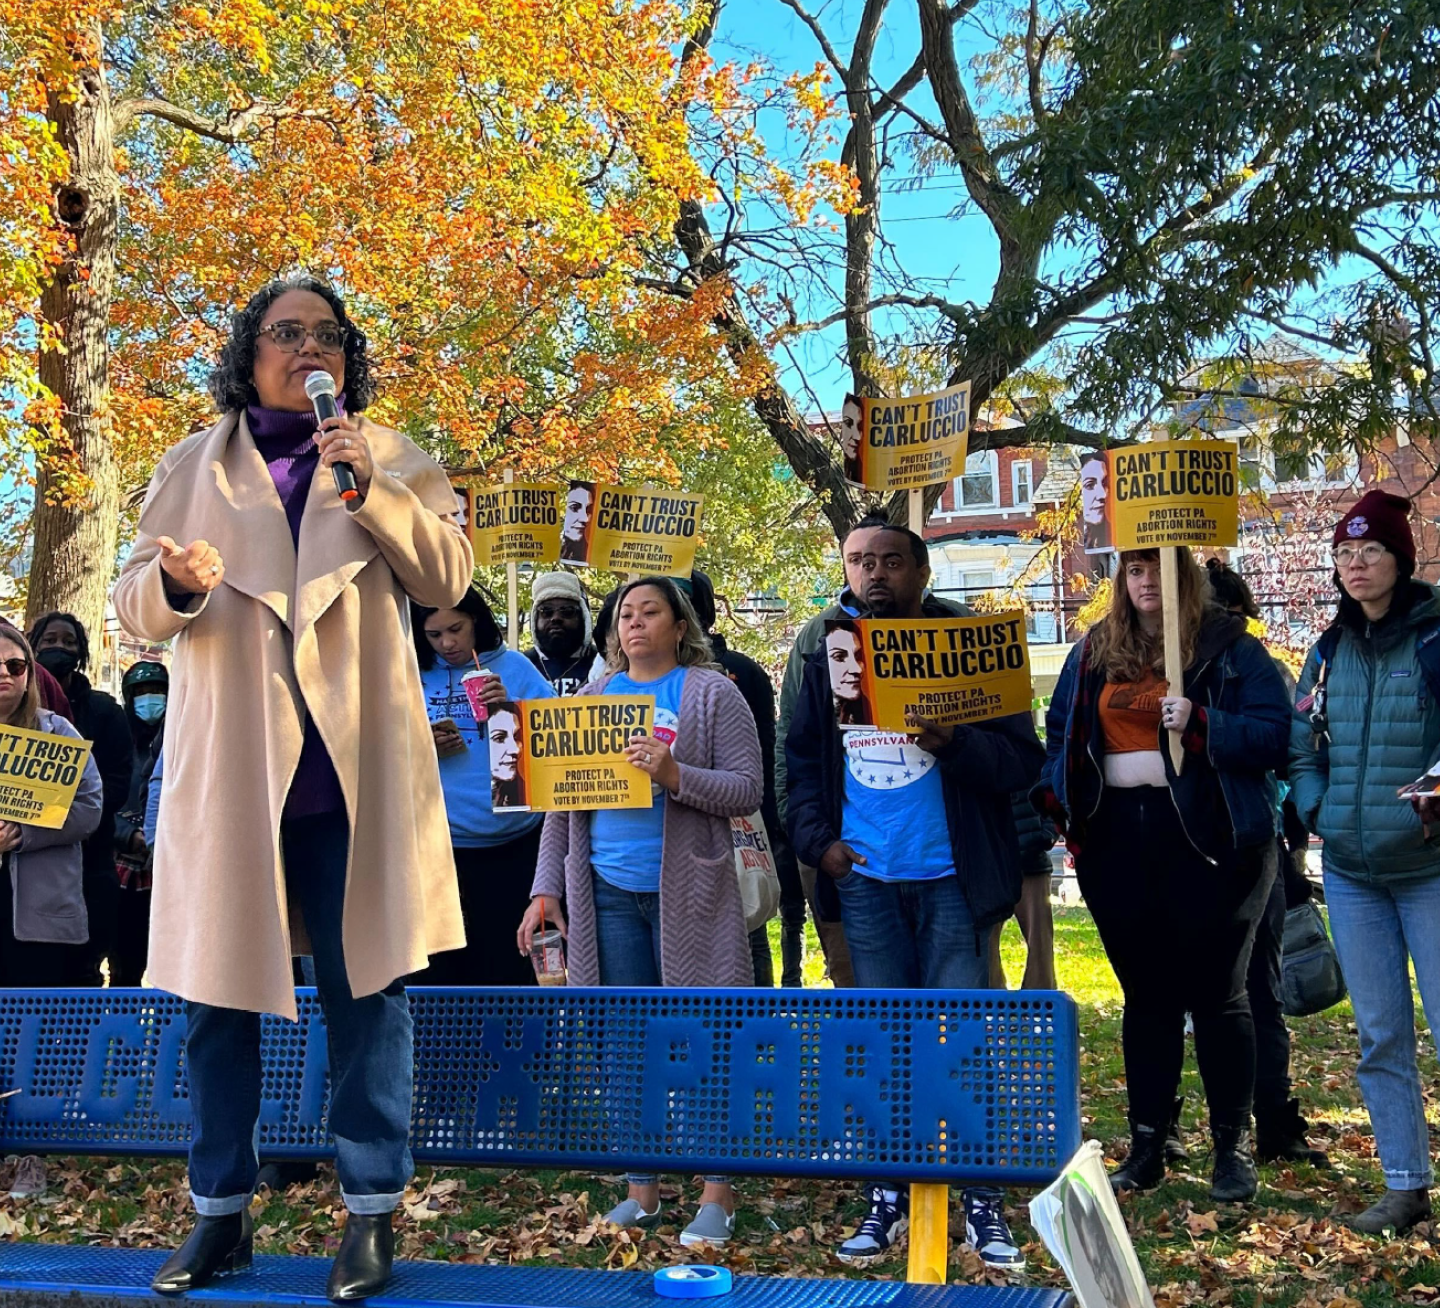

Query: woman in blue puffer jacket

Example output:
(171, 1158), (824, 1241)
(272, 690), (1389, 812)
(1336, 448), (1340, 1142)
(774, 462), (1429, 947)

(1289, 490), (1440, 1236)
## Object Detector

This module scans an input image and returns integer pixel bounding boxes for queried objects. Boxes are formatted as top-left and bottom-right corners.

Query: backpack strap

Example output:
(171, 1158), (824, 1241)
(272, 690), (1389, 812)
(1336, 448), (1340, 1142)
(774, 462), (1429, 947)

(1414, 619), (1440, 703)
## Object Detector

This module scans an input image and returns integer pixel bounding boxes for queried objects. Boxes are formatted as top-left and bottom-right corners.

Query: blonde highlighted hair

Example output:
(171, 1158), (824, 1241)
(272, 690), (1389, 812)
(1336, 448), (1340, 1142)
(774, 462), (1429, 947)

(604, 577), (718, 673)
(1088, 549), (1210, 682)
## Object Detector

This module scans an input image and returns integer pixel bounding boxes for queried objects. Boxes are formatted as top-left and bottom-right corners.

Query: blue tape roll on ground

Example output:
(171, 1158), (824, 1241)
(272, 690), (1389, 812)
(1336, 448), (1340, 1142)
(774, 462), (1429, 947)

(653, 1266), (733, 1297)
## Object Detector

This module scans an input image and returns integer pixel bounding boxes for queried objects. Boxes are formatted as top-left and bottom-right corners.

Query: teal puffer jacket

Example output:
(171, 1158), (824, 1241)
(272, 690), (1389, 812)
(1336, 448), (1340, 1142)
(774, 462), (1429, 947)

(1289, 582), (1440, 884)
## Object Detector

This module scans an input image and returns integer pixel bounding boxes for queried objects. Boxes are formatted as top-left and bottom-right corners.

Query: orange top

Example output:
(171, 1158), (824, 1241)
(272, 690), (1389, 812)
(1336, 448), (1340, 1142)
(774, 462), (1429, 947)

(1099, 669), (1168, 754)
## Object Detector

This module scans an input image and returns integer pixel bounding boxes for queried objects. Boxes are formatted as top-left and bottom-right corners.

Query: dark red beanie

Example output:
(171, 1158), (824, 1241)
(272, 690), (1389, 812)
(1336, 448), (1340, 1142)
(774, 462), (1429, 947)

(1332, 489), (1415, 566)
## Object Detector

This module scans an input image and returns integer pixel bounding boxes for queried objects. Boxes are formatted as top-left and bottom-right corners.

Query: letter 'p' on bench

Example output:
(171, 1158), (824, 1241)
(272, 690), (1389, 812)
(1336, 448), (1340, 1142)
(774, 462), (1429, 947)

(0, 988), (1080, 1307)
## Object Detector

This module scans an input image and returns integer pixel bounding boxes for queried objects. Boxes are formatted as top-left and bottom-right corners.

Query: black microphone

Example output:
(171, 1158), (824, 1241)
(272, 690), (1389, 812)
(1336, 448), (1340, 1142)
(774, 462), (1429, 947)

(304, 371), (359, 502)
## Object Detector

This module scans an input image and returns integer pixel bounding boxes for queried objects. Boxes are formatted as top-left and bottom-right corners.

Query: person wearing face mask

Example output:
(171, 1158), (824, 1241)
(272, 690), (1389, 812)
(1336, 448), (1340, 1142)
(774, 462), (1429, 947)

(524, 571), (598, 697)
(0, 619), (70, 721)
(1036, 549), (1290, 1203)
(111, 660), (169, 986)
(28, 612), (133, 986)
(412, 586), (555, 986)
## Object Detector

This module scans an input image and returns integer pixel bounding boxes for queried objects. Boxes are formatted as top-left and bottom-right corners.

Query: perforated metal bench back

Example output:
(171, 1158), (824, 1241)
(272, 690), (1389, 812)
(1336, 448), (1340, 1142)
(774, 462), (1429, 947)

(0, 987), (1080, 1185)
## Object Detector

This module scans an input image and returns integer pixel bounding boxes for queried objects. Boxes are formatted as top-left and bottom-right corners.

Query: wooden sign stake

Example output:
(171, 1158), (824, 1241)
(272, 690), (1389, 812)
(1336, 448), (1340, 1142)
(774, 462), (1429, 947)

(1161, 546), (1185, 775)
(908, 487), (925, 535)
(503, 468), (520, 649)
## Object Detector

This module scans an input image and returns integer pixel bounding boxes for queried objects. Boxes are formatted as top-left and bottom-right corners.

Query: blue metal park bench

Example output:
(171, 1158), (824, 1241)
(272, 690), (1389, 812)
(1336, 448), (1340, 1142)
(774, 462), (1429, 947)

(0, 987), (1081, 1308)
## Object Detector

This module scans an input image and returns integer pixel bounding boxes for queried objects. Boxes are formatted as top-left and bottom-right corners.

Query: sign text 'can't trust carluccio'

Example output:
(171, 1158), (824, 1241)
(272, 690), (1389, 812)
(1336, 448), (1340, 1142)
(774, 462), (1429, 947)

(841, 382), (972, 494)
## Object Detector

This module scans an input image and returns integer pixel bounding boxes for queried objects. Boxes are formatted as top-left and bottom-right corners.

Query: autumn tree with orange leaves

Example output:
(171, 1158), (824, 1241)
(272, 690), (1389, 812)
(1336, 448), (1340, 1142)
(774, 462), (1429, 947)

(0, 1), (848, 638)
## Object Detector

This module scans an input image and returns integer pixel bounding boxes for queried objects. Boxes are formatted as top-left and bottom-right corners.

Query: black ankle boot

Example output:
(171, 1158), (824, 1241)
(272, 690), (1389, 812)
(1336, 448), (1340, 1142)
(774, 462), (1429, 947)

(1164, 1095), (1189, 1164)
(327, 1212), (395, 1302)
(1110, 1124), (1167, 1193)
(152, 1209), (254, 1293)
(1210, 1126), (1258, 1203)
(1255, 1098), (1331, 1168)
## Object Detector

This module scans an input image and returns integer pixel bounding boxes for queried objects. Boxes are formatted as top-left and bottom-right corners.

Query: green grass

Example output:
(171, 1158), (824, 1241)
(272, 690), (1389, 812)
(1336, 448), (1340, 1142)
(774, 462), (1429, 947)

(3, 906), (1437, 1305)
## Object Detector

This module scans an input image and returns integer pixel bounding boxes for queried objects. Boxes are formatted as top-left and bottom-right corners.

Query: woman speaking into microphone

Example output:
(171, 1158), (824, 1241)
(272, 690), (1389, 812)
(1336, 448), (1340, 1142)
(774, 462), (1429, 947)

(113, 274), (471, 1302)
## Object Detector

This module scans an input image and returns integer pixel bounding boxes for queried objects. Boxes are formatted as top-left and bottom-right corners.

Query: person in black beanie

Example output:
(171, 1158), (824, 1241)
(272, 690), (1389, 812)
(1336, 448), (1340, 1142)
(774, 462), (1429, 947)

(28, 612), (132, 985)
(684, 570), (805, 986)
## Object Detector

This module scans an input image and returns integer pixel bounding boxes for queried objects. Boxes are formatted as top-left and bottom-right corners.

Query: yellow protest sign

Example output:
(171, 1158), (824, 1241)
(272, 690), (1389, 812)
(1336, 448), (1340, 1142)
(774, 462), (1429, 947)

(489, 696), (656, 812)
(1084, 439), (1239, 553)
(558, 481), (703, 577)
(0, 725), (94, 829)
(824, 613), (1032, 731)
(459, 481), (564, 566)
(841, 382), (972, 493)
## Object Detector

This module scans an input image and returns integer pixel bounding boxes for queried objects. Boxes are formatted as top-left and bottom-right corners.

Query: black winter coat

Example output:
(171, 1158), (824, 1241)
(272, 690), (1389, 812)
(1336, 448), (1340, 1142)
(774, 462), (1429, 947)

(784, 619), (1044, 931)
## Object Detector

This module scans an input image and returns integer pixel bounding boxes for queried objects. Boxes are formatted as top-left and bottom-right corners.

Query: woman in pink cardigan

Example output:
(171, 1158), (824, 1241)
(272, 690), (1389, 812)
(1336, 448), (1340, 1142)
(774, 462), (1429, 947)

(518, 576), (763, 1248)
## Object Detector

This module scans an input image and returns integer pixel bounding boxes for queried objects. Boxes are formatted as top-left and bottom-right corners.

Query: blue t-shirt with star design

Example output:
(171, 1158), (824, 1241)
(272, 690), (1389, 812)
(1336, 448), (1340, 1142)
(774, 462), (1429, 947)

(840, 729), (955, 882)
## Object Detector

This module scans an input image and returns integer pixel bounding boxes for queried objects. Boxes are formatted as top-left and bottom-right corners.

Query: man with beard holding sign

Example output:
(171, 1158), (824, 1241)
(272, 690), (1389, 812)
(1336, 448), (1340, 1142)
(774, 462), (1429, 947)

(784, 525), (1044, 1270)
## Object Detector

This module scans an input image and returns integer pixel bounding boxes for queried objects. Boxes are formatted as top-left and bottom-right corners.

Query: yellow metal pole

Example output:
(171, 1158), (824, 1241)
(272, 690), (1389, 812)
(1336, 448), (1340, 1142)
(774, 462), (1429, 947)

(905, 1182), (949, 1283)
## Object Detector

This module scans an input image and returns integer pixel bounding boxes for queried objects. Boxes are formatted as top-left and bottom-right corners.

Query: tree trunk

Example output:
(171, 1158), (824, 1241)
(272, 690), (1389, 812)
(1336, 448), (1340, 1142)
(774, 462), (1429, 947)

(27, 32), (120, 648)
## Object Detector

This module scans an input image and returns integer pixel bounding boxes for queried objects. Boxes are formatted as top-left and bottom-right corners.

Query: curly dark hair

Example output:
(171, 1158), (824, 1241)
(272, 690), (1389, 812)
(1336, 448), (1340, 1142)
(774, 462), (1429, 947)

(207, 274), (377, 413)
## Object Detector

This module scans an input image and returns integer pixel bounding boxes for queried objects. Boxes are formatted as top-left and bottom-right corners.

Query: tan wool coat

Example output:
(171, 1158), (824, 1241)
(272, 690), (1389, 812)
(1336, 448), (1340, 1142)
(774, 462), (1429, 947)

(112, 411), (473, 1019)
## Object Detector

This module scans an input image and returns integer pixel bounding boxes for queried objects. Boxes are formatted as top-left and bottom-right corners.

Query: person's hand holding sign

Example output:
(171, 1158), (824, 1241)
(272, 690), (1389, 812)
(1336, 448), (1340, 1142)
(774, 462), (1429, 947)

(0, 822), (21, 853)
(906, 714), (955, 755)
(156, 537), (225, 596)
(626, 733), (680, 793)
(1160, 696), (1193, 733)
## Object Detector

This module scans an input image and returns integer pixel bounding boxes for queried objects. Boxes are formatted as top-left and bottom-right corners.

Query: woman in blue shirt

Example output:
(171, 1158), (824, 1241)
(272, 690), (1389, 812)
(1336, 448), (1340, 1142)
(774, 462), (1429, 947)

(413, 586), (555, 985)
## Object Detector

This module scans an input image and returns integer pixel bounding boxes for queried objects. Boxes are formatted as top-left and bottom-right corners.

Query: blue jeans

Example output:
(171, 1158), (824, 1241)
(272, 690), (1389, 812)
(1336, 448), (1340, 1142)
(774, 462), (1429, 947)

(592, 872), (664, 987)
(591, 872), (724, 1187)
(835, 871), (988, 989)
(186, 811), (415, 1215)
(1325, 869), (1440, 1190)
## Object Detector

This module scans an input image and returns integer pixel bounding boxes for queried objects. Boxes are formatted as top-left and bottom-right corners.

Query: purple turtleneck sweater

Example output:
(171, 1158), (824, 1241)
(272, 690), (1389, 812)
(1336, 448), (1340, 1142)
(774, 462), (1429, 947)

(247, 403), (347, 820)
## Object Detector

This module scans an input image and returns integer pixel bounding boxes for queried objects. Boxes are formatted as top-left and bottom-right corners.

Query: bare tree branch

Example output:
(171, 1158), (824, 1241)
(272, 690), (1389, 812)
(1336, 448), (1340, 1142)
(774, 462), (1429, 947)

(916, 0), (1024, 258)
(775, 0), (849, 81)
(114, 96), (334, 140)
(790, 291), (970, 331)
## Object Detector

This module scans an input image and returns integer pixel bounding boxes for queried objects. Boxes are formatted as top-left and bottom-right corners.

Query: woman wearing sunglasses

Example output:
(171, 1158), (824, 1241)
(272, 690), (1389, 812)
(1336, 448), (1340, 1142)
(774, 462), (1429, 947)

(1290, 490), (1440, 1236)
(113, 274), (472, 1301)
(0, 628), (103, 985)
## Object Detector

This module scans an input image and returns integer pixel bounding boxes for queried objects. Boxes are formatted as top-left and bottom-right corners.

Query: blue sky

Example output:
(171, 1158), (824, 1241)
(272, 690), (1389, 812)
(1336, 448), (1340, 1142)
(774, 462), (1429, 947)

(712, 0), (1006, 410)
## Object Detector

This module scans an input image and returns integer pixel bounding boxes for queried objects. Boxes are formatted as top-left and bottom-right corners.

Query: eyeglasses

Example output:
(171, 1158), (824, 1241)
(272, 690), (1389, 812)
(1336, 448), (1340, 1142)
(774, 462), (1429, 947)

(535, 604), (582, 621)
(1332, 542), (1388, 567)
(0, 658), (28, 678)
(257, 321), (348, 354)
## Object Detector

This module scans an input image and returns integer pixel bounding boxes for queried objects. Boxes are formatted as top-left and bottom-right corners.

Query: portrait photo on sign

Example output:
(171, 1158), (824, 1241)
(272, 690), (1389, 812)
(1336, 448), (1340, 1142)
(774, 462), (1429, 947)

(840, 394), (864, 485)
(825, 619), (876, 727)
(1080, 451), (1113, 554)
(560, 480), (596, 563)
(488, 701), (527, 811)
